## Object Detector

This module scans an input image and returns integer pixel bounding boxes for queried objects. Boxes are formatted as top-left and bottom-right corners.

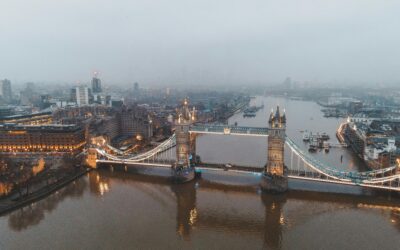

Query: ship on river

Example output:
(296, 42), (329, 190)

(243, 104), (264, 117)
(303, 130), (330, 142)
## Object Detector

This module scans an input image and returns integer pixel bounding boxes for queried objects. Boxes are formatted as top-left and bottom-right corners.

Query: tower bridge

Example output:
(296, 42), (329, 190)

(88, 99), (400, 193)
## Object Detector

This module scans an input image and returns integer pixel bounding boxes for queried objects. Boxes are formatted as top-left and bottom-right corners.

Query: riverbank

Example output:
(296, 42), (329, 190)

(0, 167), (90, 216)
(219, 98), (250, 121)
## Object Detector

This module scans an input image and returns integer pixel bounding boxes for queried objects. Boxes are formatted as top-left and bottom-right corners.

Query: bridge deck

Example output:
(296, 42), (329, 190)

(190, 124), (269, 136)
(94, 159), (400, 191)
(197, 163), (264, 173)
(97, 159), (173, 168)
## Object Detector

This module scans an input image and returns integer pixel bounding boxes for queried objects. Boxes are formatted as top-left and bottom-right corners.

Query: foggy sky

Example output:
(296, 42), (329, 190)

(1, 0), (400, 86)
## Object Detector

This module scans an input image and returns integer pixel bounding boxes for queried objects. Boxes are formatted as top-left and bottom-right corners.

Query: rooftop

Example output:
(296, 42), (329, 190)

(0, 123), (82, 132)
(0, 111), (52, 121)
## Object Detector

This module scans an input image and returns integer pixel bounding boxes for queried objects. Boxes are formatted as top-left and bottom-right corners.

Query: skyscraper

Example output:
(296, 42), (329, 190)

(91, 76), (102, 93)
(75, 86), (89, 106)
(0, 79), (12, 103)
(132, 82), (140, 98)
(134, 82), (139, 92)
(282, 77), (292, 89)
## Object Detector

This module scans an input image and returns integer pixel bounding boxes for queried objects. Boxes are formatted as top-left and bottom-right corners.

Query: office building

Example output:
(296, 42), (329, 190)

(0, 124), (86, 153)
(75, 86), (89, 106)
(0, 79), (12, 103)
(91, 76), (102, 93)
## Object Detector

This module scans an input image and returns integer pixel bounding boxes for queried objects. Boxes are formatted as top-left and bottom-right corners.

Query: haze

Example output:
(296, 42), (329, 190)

(1, 0), (400, 86)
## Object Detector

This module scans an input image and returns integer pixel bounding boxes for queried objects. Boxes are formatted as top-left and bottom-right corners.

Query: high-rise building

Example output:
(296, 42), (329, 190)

(283, 77), (292, 89)
(0, 79), (12, 103)
(91, 76), (102, 93)
(75, 86), (89, 106)
(20, 82), (36, 106)
(134, 82), (139, 92)
(70, 88), (77, 103)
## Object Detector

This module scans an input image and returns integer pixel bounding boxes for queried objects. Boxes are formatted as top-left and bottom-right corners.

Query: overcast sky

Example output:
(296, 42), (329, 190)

(1, 0), (400, 86)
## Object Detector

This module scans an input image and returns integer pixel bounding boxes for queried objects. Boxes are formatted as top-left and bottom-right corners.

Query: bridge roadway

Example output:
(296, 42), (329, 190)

(197, 163), (264, 174)
(196, 163), (400, 191)
(189, 124), (269, 136)
(96, 159), (174, 168)
(94, 126), (400, 192)
(96, 159), (400, 191)
(197, 163), (324, 179)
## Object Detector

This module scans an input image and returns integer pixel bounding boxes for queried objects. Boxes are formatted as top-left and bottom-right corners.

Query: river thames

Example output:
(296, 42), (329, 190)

(0, 96), (399, 249)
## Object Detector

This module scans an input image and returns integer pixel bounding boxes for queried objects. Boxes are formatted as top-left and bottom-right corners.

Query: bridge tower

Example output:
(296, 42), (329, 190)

(173, 98), (196, 182)
(261, 106), (288, 193)
(86, 148), (98, 168)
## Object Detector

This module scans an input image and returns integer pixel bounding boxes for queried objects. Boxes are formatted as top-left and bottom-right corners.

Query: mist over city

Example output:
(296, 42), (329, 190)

(1, 1), (400, 250)
(1, 0), (400, 87)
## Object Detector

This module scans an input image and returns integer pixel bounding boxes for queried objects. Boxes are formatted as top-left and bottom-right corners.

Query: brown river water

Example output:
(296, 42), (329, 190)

(0, 96), (399, 250)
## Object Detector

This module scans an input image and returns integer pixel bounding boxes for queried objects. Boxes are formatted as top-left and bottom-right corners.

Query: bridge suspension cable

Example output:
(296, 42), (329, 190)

(285, 137), (400, 187)
(97, 134), (176, 163)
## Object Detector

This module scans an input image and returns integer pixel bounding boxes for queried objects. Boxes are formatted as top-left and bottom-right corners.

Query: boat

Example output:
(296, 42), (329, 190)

(308, 138), (319, 152)
(243, 112), (256, 118)
(323, 141), (330, 153)
(303, 131), (311, 142)
(308, 144), (317, 152)
(320, 133), (330, 140)
(242, 104), (264, 118)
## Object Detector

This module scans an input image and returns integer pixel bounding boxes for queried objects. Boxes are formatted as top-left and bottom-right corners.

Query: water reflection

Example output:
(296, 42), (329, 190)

(3, 169), (400, 249)
(88, 170), (400, 249)
(262, 194), (286, 249)
(8, 177), (86, 231)
(89, 171), (110, 196)
(171, 182), (197, 239)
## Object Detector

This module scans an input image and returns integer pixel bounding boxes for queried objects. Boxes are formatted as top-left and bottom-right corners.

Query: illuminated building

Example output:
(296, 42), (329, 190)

(0, 124), (86, 153)
(75, 86), (90, 106)
(0, 111), (53, 125)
